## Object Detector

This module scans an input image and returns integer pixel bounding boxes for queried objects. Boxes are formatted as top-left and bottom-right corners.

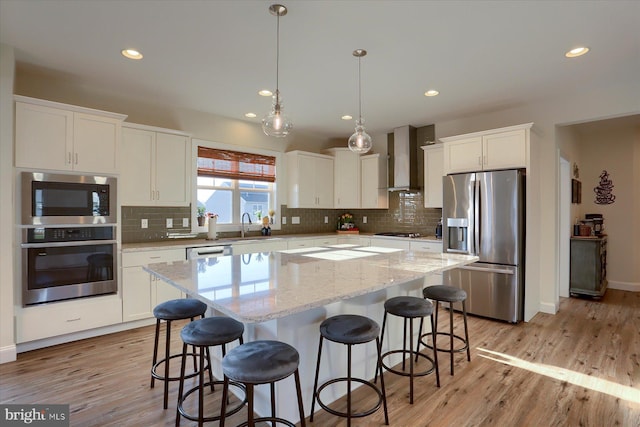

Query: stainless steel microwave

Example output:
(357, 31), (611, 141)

(22, 172), (116, 225)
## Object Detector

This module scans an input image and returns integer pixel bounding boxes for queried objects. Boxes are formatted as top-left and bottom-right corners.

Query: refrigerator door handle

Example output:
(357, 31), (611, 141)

(458, 265), (515, 275)
(474, 179), (480, 255)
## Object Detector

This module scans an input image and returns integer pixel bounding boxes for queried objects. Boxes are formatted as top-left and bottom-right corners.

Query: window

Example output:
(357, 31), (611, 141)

(197, 147), (276, 225)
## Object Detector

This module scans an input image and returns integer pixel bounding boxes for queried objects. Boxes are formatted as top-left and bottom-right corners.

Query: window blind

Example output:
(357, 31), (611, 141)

(197, 147), (276, 183)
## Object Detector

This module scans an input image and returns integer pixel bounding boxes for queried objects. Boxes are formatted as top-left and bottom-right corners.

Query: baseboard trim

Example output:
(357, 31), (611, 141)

(539, 301), (558, 315)
(608, 281), (640, 292)
(0, 344), (17, 364)
(16, 318), (156, 354)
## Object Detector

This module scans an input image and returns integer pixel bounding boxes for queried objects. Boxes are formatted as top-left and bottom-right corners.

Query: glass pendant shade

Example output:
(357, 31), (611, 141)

(262, 92), (292, 137)
(348, 120), (372, 153)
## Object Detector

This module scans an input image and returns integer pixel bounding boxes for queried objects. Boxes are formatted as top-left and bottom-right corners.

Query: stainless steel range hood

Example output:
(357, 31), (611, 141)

(387, 125), (420, 192)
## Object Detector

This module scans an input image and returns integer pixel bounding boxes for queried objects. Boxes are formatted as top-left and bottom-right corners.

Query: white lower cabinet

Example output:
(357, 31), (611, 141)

(16, 295), (122, 343)
(369, 237), (411, 250)
(337, 236), (371, 246)
(122, 248), (185, 322)
(409, 240), (444, 286)
(232, 240), (288, 255)
(287, 237), (338, 249)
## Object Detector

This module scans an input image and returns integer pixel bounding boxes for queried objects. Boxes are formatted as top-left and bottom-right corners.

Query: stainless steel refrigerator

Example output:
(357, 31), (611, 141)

(442, 169), (525, 323)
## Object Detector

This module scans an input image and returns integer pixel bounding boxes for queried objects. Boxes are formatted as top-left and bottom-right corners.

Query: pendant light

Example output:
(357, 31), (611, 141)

(348, 49), (372, 154)
(262, 4), (292, 137)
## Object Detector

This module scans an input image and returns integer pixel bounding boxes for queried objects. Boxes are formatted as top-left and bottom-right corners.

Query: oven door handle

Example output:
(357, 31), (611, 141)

(21, 240), (117, 248)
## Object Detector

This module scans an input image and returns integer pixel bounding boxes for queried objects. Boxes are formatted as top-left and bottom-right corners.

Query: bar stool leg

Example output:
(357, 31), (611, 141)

(219, 376), (229, 427)
(246, 383), (254, 427)
(347, 343), (352, 427)
(151, 319), (161, 388)
(463, 301), (471, 362)
(270, 382), (276, 427)
(294, 369), (306, 427)
(449, 302), (455, 375)
(376, 336), (389, 425)
(309, 336), (324, 421)
(408, 317), (414, 403)
(163, 319), (172, 409)
(431, 313), (440, 387)
(175, 342), (188, 427)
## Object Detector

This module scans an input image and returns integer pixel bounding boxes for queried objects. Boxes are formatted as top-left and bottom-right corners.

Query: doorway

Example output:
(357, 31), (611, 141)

(559, 155), (571, 298)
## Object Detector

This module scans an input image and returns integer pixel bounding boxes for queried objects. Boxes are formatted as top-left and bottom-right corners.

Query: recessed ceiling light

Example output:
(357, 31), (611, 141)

(424, 90), (439, 97)
(565, 47), (589, 58)
(121, 49), (143, 60)
(245, 113), (257, 118)
(258, 89), (273, 97)
(341, 115), (353, 120)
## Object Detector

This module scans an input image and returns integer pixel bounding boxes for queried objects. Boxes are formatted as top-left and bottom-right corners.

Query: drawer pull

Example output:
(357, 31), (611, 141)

(66, 317), (81, 322)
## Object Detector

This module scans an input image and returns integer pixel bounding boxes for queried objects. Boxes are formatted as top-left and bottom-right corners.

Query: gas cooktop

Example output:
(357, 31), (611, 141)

(374, 232), (422, 238)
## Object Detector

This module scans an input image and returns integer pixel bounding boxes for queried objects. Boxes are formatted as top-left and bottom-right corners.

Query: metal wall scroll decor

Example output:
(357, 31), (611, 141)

(594, 170), (615, 205)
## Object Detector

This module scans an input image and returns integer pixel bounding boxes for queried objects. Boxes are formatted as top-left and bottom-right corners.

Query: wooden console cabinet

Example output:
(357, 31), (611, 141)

(570, 236), (607, 298)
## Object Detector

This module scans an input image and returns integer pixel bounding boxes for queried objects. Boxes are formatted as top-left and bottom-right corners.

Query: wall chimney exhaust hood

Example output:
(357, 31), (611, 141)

(387, 125), (420, 192)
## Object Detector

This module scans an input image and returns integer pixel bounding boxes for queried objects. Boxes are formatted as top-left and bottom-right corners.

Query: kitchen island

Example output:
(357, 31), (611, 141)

(145, 244), (477, 422)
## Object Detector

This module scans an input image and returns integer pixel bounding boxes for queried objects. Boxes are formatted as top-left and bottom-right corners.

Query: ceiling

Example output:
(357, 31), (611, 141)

(1, 0), (639, 138)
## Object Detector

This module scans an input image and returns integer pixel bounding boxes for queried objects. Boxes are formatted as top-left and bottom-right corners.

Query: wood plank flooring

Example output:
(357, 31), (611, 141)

(1, 289), (639, 426)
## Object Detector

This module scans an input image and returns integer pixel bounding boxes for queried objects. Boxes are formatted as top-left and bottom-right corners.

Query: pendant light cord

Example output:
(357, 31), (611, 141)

(275, 12), (280, 105)
(357, 55), (362, 122)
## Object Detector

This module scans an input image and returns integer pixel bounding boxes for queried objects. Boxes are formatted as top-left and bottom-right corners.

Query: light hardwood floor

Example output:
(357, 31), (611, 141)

(1, 290), (639, 426)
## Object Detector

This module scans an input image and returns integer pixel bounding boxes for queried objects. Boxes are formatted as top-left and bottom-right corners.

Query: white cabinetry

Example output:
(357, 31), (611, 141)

(287, 236), (338, 249)
(16, 295), (122, 343)
(360, 153), (388, 209)
(369, 237), (411, 250)
(121, 125), (190, 206)
(232, 239), (288, 255)
(121, 249), (184, 322)
(286, 151), (334, 208)
(422, 145), (444, 208)
(14, 96), (126, 174)
(441, 123), (532, 174)
(323, 148), (360, 209)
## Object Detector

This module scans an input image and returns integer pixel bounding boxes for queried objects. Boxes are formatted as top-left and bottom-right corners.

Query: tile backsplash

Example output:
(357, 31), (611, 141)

(122, 193), (442, 243)
(121, 206), (192, 243)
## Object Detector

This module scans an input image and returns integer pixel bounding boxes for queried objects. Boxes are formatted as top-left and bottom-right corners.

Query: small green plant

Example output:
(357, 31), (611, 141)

(197, 206), (206, 217)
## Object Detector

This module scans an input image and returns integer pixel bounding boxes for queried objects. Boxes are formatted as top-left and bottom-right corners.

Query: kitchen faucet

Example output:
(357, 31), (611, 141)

(241, 212), (252, 238)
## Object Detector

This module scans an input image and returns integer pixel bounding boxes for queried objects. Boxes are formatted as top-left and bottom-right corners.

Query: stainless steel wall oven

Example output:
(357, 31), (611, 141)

(22, 226), (117, 305)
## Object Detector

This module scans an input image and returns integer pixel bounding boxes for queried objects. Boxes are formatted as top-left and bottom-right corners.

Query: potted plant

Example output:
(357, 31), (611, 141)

(197, 206), (206, 226)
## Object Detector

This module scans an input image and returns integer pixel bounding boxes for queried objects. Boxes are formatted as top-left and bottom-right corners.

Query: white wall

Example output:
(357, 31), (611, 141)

(0, 44), (16, 362)
(575, 123), (640, 288)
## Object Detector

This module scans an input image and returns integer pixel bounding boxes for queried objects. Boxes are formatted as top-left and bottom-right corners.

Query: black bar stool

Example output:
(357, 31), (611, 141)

(310, 314), (389, 426)
(176, 316), (246, 426)
(150, 298), (207, 409)
(219, 340), (306, 427)
(418, 285), (471, 375)
(376, 296), (439, 404)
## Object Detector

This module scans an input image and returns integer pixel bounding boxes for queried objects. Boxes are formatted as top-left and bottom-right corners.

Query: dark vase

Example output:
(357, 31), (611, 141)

(197, 217), (206, 226)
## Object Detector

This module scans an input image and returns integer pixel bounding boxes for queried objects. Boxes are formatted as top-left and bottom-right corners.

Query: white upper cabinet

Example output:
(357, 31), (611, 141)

(360, 153), (388, 209)
(14, 96), (126, 174)
(121, 125), (190, 206)
(441, 123), (533, 174)
(422, 144), (444, 208)
(286, 151), (334, 208)
(324, 148), (360, 209)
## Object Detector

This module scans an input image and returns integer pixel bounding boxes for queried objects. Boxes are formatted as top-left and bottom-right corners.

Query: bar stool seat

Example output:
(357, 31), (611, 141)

(310, 314), (389, 426)
(419, 285), (471, 376)
(176, 316), (246, 426)
(150, 298), (208, 409)
(220, 340), (306, 427)
(377, 296), (439, 404)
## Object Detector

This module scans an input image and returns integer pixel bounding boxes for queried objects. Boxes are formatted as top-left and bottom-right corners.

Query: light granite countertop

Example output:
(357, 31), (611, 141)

(144, 244), (476, 324)
(122, 233), (442, 252)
